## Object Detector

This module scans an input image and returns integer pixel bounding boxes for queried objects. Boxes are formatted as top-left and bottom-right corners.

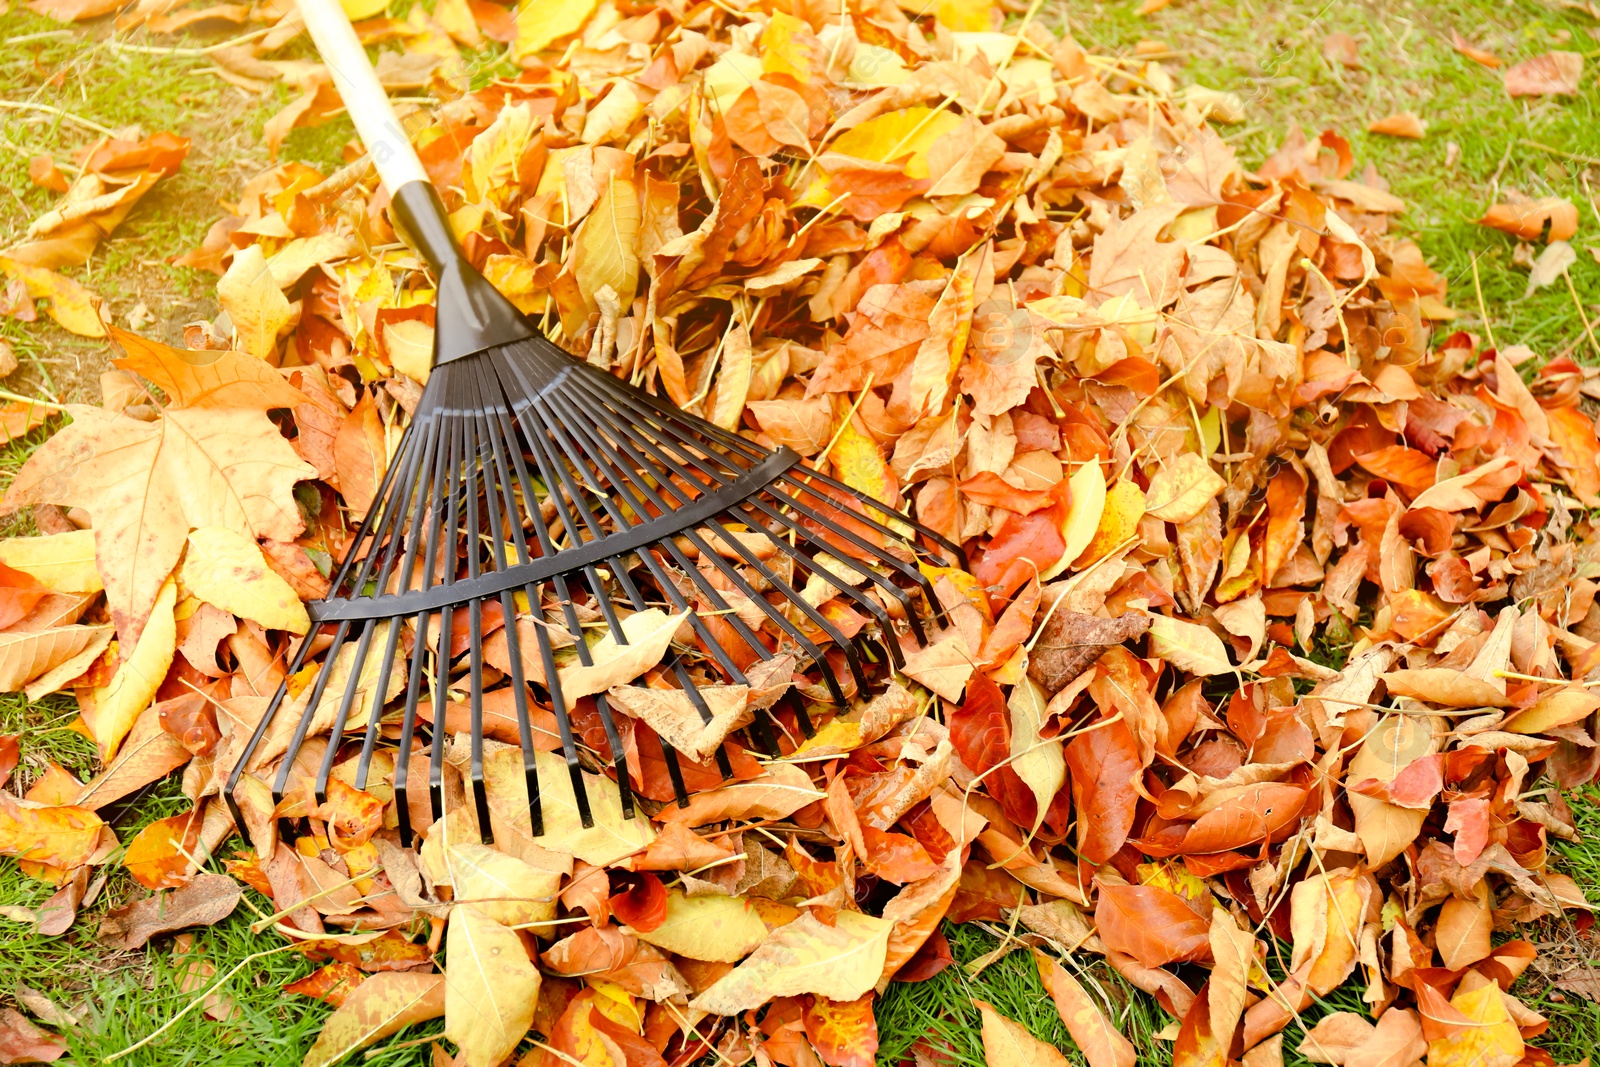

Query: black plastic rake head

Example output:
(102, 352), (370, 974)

(222, 328), (963, 845)
(222, 180), (964, 847)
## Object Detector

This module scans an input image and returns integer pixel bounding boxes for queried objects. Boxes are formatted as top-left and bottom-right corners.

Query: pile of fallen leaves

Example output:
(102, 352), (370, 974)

(5, 0), (1600, 1065)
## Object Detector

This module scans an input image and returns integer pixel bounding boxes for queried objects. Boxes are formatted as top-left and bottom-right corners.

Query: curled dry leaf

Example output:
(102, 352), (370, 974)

(98, 872), (241, 950)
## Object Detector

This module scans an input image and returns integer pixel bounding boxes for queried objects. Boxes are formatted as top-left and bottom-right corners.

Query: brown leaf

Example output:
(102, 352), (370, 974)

(1028, 611), (1149, 694)
(1367, 113), (1425, 139)
(99, 872), (241, 950)
(0, 1009), (66, 1064)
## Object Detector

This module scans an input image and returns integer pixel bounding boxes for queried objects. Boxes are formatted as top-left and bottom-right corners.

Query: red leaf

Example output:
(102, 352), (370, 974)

(948, 673), (1009, 775)
(1064, 715), (1140, 863)
(804, 994), (879, 1067)
(611, 872), (668, 933)
(0, 736), (17, 783)
(1444, 797), (1490, 865)
(972, 508), (1065, 587)
(1094, 885), (1212, 969)
(947, 674), (1040, 828)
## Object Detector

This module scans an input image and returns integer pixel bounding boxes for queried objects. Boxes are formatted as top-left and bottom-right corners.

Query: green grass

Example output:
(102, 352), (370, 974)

(5, 0), (1600, 1063)
(876, 922), (1170, 1067)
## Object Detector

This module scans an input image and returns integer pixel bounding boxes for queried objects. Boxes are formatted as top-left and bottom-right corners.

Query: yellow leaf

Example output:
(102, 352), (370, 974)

(1207, 909), (1255, 1047)
(338, 0), (388, 18)
(1145, 614), (1233, 676)
(976, 998), (1071, 1067)
(444, 843), (561, 927)
(382, 316), (435, 385)
(2, 624), (112, 696)
(513, 0), (600, 61)
(481, 741), (654, 867)
(444, 905), (539, 1067)
(180, 527), (309, 634)
(826, 107), (965, 179)
(1144, 453), (1225, 523)
(761, 11), (817, 82)
(1007, 678), (1063, 832)
(217, 245), (292, 360)
(462, 104), (536, 210)
(831, 420), (892, 502)
(1427, 979), (1523, 1067)
(1042, 460), (1105, 580)
(1289, 869), (1370, 997)
(0, 257), (103, 337)
(1503, 687), (1600, 733)
(691, 910), (893, 1014)
(0, 529), (102, 593)
(86, 577), (176, 760)
(1075, 479), (1145, 567)
(709, 323), (753, 432)
(303, 973), (444, 1067)
(631, 889), (772, 962)
(0, 794), (105, 868)
(572, 174), (641, 313)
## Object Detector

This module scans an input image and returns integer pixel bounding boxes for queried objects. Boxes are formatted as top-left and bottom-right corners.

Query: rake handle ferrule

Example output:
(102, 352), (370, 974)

(296, 0), (540, 365)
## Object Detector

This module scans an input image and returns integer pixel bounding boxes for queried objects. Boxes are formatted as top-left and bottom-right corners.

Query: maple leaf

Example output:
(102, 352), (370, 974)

(5, 404), (310, 645)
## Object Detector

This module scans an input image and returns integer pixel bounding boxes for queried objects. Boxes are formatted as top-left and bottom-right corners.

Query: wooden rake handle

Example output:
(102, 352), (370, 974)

(296, 0), (429, 194)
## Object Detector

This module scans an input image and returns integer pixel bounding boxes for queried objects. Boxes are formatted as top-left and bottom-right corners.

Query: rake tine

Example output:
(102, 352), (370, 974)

(480, 382), (600, 834)
(313, 619), (377, 806)
(730, 496), (915, 663)
(780, 495), (943, 641)
(789, 465), (966, 561)
(512, 397), (600, 829)
(273, 621), (350, 806)
(393, 413), (451, 846)
(549, 381), (854, 703)
(549, 386), (823, 679)
(610, 565), (728, 796)
(476, 393), (545, 837)
(526, 395), (639, 817)
(223, 629), (319, 830)
(700, 510), (871, 691)
(460, 400), (495, 842)
(535, 391), (727, 805)
(428, 398), (467, 831)
(355, 404), (444, 796)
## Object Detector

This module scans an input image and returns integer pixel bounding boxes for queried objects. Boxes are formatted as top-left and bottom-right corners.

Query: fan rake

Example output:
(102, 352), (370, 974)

(223, 0), (963, 847)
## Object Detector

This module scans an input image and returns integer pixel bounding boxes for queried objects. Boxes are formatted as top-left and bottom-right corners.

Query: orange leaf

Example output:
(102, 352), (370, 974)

(1093, 885), (1211, 969)
(804, 993), (878, 1067)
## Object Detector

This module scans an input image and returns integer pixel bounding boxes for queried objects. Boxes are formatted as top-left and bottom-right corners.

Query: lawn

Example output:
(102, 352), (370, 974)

(2, 0), (1600, 1064)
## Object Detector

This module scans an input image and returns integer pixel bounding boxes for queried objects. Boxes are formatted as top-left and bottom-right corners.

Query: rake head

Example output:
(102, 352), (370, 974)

(224, 329), (963, 847)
